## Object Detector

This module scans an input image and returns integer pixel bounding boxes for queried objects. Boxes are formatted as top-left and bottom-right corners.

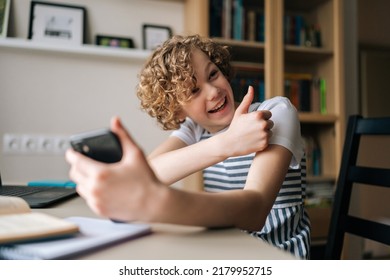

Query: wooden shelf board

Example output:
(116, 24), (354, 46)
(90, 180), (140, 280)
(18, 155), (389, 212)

(231, 61), (265, 71)
(0, 38), (151, 62)
(285, 45), (333, 62)
(306, 175), (336, 183)
(299, 113), (338, 123)
(212, 38), (265, 62)
(213, 38), (266, 49)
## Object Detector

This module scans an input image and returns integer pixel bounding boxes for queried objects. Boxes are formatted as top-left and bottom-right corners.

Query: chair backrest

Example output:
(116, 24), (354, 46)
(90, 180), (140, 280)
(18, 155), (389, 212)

(324, 115), (390, 259)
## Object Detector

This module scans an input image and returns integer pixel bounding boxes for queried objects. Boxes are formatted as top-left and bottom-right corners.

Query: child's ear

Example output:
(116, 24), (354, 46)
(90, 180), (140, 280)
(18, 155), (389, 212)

(177, 110), (187, 122)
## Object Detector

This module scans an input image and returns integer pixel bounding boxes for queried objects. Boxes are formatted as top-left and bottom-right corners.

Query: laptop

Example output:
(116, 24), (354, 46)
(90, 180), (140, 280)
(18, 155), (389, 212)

(0, 171), (77, 208)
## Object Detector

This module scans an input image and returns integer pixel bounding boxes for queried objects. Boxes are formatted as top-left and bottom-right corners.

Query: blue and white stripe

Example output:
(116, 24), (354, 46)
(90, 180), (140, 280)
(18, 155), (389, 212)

(201, 133), (311, 259)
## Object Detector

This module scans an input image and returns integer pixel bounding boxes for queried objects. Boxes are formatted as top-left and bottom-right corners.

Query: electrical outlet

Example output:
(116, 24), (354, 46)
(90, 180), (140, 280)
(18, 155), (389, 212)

(53, 136), (70, 154)
(3, 134), (70, 155)
(3, 134), (22, 154)
(37, 135), (55, 153)
(21, 135), (39, 153)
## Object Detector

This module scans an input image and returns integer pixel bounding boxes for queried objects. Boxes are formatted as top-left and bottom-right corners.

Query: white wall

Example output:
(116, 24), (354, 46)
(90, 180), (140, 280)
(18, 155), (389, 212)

(0, 0), (184, 183)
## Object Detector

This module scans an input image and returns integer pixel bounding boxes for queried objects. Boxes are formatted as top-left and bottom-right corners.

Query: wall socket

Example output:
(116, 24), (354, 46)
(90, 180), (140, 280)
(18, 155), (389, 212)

(3, 134), (70, 155)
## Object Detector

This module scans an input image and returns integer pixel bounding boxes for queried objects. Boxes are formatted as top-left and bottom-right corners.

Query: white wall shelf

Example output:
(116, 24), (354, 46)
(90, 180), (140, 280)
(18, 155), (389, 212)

(0, 38), (151, 62)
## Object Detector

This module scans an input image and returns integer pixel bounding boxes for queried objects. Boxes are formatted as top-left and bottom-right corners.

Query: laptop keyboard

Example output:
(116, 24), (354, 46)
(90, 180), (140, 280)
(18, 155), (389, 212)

(0, 185), (46, 196)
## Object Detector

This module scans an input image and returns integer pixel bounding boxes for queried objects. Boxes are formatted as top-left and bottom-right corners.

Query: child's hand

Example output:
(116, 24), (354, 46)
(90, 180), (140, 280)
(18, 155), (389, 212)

(66, 117), (164, 222)
(223, 86), (273, 157)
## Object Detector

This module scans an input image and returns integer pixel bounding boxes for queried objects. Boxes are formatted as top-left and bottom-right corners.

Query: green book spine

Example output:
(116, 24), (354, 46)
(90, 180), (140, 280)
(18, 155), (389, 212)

(320, 79), (327, 114)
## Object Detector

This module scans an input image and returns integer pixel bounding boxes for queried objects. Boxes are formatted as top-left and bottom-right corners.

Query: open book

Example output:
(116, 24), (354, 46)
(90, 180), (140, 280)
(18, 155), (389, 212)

(0, 196), (79, 244)
(0, 216), (151, 259)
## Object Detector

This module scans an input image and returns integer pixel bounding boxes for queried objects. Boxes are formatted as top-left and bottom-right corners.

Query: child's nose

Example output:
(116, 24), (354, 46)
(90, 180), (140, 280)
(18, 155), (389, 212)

(205, 84), (220, 101)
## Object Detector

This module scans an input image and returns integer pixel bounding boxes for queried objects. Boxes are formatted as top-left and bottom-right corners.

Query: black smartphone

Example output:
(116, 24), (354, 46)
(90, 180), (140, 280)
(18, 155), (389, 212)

(70, 129), (123, 163)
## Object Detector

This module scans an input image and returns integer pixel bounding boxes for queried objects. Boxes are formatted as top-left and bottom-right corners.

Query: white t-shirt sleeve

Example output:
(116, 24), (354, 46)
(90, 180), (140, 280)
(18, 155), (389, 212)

(256, 96), (304, 169)
(170, 117), (204, 146)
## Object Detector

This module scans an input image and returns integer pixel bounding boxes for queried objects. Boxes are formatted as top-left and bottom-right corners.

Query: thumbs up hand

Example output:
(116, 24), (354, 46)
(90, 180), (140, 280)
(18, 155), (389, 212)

(223, 86), (273, 157)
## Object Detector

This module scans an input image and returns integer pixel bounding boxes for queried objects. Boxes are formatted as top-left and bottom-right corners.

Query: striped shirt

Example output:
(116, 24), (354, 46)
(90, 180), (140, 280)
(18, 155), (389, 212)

(172, 97), (311, 259)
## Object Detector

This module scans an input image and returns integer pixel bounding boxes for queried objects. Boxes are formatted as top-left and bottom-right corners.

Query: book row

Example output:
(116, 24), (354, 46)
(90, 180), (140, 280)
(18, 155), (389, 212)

(209, 0), (265, 42)
(209, 1), (323, 48)
(230, 69), (327, 114)
(303, 135), (322, 177)
(284, 73), (327, 114)
(231, 73), (265, 103)
(284, 14), (322, 47)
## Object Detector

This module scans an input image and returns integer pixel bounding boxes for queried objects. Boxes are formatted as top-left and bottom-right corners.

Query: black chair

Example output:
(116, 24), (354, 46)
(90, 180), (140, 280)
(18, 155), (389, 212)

(324, 115), (390, 259)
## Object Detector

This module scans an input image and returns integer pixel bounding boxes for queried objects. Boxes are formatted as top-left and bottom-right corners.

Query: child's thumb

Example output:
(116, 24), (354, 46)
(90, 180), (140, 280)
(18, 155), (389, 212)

(110, 117), (141, 157)
(235, 86), (254, 115)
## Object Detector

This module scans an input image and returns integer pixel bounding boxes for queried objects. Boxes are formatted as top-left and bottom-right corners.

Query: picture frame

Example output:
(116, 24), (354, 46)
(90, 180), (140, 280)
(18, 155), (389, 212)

(28, 1), (86, 45)
(0, 0), (11, 38)
(95, 35), (134, 49)
(142, 24), (172, 50)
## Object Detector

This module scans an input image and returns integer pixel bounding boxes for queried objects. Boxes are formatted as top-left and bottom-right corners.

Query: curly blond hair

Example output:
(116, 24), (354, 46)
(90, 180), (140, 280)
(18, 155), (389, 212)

(136, 34), (232, 130)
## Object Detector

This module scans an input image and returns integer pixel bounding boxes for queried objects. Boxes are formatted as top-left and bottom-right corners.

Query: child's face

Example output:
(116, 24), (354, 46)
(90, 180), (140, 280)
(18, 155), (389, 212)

(179, 49), (235, 133)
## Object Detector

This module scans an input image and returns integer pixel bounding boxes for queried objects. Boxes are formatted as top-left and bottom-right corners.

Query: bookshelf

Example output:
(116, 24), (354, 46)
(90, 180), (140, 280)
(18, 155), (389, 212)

(182, 0), (346, 243)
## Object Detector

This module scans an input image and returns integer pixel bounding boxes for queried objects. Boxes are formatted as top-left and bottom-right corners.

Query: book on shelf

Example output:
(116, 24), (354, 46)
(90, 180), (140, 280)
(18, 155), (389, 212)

(246, 9), (256, 41)
(232, 0), (244, 40)
(284, 73), (326, 113)
(319, 78), (327, 114)
(0, 196), (79, 245)
(302, 135), (322, 177)
(209, 0), (224, 37)
(223, 0), (232, 39)
(305, 179), (334, 208)
(244, 7), (264, 42)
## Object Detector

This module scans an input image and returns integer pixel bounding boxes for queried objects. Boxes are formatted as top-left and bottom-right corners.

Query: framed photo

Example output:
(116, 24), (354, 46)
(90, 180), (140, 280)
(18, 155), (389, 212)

(95, 35), (134, 49)
(0, 0), (11, 38)
(142, 24), (172, 50)
(28, 1), (86, 45)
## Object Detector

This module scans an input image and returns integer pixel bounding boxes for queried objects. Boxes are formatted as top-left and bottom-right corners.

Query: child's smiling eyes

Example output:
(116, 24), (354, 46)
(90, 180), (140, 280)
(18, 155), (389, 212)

(191, 68), (220, 95)
(209, 69), (219, 80)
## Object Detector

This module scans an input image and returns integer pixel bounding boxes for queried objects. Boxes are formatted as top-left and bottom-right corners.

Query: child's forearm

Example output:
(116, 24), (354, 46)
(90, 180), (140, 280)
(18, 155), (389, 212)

(149, 133), (231, 185)
(146, 184), (269, 231)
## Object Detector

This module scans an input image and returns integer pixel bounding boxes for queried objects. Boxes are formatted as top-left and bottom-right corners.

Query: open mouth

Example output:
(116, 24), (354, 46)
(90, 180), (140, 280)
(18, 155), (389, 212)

(208, 97), (227, 114)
